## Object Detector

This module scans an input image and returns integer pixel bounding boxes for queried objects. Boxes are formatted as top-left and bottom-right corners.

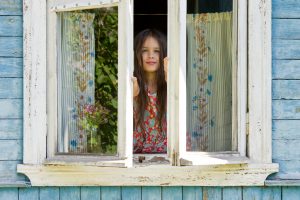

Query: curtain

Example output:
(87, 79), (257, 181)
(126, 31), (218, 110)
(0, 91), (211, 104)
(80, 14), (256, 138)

(186, 12), (232, 152)
(59, 12), (95, 153)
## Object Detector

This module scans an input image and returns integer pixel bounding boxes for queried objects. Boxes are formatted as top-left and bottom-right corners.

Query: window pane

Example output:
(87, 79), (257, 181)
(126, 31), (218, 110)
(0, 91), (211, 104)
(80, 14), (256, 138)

(186, 0), (233, 152)
(58, 7), (118, 155)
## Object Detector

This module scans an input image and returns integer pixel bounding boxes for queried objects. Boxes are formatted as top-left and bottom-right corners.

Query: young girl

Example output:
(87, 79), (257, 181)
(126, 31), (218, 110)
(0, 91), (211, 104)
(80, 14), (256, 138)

(132, 29), (168, 154)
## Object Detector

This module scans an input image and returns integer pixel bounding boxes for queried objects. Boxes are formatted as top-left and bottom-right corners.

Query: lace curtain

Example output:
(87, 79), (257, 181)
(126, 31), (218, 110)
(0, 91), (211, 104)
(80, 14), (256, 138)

(186, 12), (233, 152)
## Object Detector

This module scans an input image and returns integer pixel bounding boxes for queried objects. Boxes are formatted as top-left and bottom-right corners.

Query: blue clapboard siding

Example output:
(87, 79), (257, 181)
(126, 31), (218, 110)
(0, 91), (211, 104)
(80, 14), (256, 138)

(0, 0), (22, 15)
(273, 60), (300, 80)
(0, 119), (22, 139)
(0, 37), (22, 57)
(273, 120), (300, 140)
(0, 188), (18, 200)
(273, 100), (300, 119)
(0, 78), (22, 98)
(0, 140), (22, 160)
(273, 40), (300, 60)
(0, 161), (24, 181)
(0, 99), (22, 118)
(273, 0), (300, 18)
(272, 80), (300, 100)
(141, 186), (161, 200)
(0, 16), (22, 37)
(273, 19), (300, 39)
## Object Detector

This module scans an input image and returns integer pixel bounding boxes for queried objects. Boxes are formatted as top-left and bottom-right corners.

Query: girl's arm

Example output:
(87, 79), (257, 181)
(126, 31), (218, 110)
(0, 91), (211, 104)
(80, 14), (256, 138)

(164, 57), (169, 83)
(132, 76), (140, 97)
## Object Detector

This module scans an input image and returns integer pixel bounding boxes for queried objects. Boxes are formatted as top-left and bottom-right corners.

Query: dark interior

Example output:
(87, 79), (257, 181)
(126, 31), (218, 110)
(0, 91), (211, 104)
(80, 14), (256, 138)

(187, 0), (232, 13)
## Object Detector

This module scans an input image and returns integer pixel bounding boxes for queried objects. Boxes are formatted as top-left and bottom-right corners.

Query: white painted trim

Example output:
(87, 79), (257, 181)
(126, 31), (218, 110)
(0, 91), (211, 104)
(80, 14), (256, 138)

(248, 0), (272, 163)
(18, 163), (278, 186)
(50, 0), (119, 12)
(23, 0), (47, 164)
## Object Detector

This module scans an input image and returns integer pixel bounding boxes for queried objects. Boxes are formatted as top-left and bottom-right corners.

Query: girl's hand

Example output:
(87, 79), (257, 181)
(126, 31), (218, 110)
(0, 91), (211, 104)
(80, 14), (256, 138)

(132, 76), (140, 97)
(164, 57), (169, 82)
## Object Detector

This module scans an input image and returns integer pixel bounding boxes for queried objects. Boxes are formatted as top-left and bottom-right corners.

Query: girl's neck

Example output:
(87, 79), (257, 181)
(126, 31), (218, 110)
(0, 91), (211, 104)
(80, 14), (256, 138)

(145, 72), (157, 93)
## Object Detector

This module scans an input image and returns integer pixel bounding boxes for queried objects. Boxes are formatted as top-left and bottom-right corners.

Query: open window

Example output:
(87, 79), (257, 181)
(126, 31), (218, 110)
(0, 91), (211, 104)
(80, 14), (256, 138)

(19, 0), (278, 186)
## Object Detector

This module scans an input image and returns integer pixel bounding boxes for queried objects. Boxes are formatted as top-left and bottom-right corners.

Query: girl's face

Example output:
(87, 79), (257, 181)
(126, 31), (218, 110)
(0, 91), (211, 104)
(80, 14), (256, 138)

(141, 37), (160, 73)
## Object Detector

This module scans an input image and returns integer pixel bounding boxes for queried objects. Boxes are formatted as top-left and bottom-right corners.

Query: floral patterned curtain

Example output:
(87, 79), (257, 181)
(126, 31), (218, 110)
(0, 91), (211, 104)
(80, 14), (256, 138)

(186, 12), (232, 152)
(58, 12), (95, 153)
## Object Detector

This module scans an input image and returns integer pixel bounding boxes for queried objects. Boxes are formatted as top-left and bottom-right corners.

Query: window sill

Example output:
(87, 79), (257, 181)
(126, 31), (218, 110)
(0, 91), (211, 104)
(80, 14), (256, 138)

(17, 163), (278, 186)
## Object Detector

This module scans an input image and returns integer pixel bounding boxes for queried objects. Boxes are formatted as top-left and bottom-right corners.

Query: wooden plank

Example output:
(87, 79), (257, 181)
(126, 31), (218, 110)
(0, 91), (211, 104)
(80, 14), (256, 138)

(0, 0), (22, 15)
(222, 187), (242, 200)
(272, 159), (300, 176)
(273, 140), (300, 160)
(273, 60), (300, 80)
(0, 78), (22, 98)
(39, 187), (59, 200)
(0, 161), (24, 180)
(273, 80), (300, 100)
(19, 188), (39, 200)
(122, 187), (141, 200)
(273, 40), (300, 60)
(282, 187), (300, 200)
(242, 187), (262, 200)
(273, 0), (300, 18)
(101, 187), (121, 200)
(262, 187), (281, 200)
(273, 120), (300, 140)
(0, 16), (22, 37)
(162, 187), (182, 200)
(0, 99), (22, 119)
(0, 119), (22, 139)
(81, 187), (100, 200)
(0, 188), (18, 200)
(60, 187), (80, 200)
(0, 37), (22, 57)
(182, 187), (202, 200)
(141, 187), (161, 200)
(0, 140), (22, 160)
(202, 187), (221, 200)
(273, 100), (300, 119)
(273, 19), (300, 39)
(0, 58), (22, 78)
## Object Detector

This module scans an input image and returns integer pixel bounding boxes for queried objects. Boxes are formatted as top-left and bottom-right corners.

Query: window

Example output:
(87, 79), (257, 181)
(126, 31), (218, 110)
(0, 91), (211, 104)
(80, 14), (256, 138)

(18, 0), (278, 186)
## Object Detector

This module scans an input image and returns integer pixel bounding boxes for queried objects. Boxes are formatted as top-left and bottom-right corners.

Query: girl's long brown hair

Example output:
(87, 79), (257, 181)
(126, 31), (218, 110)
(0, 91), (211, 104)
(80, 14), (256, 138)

(134, 29), (167, 131)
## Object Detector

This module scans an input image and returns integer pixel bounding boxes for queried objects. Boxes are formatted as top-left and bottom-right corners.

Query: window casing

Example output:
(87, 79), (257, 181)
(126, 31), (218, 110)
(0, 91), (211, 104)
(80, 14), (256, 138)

(18, 0), (278, 186)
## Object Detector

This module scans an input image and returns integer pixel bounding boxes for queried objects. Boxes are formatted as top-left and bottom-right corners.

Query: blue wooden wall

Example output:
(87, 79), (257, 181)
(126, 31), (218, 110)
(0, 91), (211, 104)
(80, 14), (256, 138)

(1, 0), (300, 199)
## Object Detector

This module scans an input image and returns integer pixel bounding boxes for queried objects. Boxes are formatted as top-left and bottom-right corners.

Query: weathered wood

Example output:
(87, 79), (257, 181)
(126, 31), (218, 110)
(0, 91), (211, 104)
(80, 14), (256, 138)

(122, 187), (141, 200)
(101, 187), (121, 200)
(222, 187), (242, 200)
(0, 58), (22, 78)
(262, 187), (281, 200)
(272, 80), (300, 100)
(202, 187), (221, 200)
(243, 187), (262, 199)
(266, 180), (300, 186)
(0, 140), (22, 160)
(0, 16), (22, 37)
(0, 188), (18, 200)
(273, 100), (300, 119)
(81, 187), (100, 200)
(0, 78), (22, 98)
(0, 0), (22, 15)
(273, 40), (300, 60)
(273, 19), (300, 39)
(19, 188), (39, 200)
(17, 163), (278, 186)
(282, 187), (300, 200)
(162, 187), (182, 200)
(39, 187), (59, 200)
(0, 99), (22, 119)
(272, 159), (300, 176)
(60, 187), (80, 200)
(273, 120), (300, 140)
(0, 161), (24, 180)
(273, 60), (300, 80)
(273, 0), (300, 18)
(141, 186), (161, 200)
(0, 37), (22, 57)
(273, 140), (300, 160)
(182, 187), (202, 200)
(0, 119), (22, 139)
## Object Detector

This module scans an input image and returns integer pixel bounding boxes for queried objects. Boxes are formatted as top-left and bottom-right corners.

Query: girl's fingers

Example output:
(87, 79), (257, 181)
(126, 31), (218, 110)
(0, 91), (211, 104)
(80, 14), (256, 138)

(131, 76), (137, 82)
(163, 57), (169, 72)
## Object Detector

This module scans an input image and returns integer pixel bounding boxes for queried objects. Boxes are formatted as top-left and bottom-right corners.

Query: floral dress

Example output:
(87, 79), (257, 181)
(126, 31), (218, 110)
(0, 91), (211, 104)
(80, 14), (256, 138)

(133, 89), (167, 153)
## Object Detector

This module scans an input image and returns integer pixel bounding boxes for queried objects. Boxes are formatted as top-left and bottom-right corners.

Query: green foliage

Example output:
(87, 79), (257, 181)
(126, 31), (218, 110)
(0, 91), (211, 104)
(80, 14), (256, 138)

(87, 7), (118, 154)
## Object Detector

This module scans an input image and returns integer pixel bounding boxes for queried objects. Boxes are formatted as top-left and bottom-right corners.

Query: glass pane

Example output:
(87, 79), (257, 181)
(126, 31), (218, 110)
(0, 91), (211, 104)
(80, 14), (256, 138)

(58, 7), (118, 155)
(186, 0), (234, 152)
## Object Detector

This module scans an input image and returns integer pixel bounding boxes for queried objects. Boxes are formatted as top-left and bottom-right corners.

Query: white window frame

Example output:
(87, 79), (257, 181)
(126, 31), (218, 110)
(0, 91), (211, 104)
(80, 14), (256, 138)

(18, 0), (278, 186)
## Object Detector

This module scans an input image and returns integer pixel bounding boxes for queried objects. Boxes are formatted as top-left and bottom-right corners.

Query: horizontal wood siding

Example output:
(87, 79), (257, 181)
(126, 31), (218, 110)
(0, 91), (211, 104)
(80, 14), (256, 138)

(0, 0), (24, 184)
(272, 0), (300, 180)
(0, 186), (291, 200)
